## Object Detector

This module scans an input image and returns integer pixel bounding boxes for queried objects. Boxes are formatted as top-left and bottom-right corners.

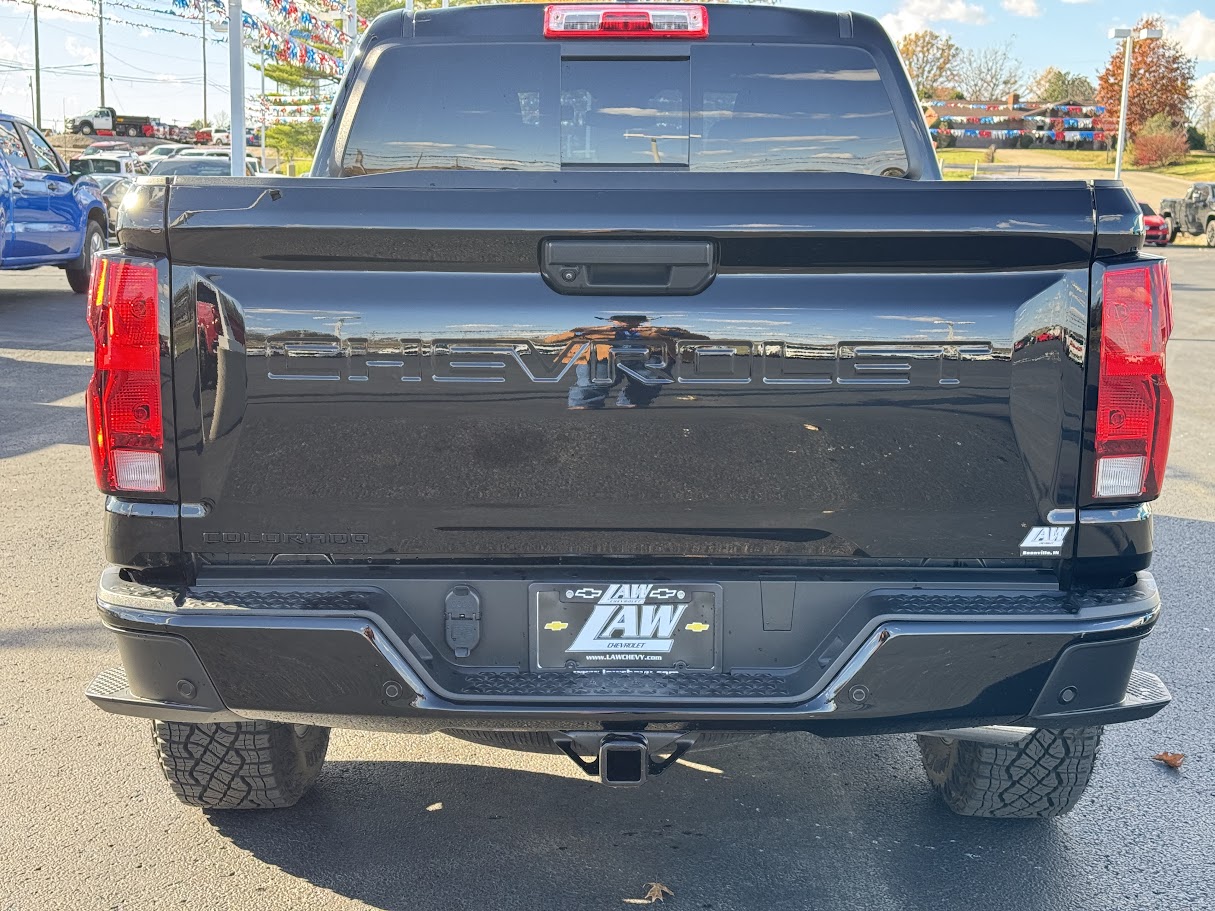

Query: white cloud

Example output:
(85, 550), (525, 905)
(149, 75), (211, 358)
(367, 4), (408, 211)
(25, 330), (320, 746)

(881, 0), (988, 38)
(1170, 12), (1215, 61)
(1002, 0), (1041, 16)
(64, 35), (100, 66)
(1059, 0), (1091, 4)
(0, 30), (32, 65)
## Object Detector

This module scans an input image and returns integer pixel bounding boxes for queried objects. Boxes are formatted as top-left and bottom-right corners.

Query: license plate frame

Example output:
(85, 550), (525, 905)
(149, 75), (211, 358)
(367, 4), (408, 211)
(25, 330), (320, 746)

(531, 583), (721, 673)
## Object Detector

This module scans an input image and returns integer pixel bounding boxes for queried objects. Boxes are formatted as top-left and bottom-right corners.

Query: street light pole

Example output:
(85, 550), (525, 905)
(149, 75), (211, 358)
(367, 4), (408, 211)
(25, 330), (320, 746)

(97, 0), (105, 106)
(202, 15), (208, 127)
(228, 0), (246, 176)
(1109, 26), (1163, 181)
(32, 0), (41, 129)
(259, 54), (266, 170)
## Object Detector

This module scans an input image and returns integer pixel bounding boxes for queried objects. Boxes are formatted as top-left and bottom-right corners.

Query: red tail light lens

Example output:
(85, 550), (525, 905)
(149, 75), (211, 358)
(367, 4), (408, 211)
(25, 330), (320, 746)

(86, 256), (164, 493)
(1094, 260), (1173, 499)
(544, 4), (709, 39)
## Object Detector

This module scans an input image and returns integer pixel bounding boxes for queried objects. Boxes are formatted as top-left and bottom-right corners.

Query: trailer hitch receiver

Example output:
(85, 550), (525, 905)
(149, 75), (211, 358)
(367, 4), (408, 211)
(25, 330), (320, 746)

(551, 732), (698, 786)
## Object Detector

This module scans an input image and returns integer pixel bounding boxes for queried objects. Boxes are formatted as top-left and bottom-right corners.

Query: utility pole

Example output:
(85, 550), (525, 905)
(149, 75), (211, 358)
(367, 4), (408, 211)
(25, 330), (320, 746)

(202, 14), (208, 126)
(346, 0), (357, 54)
(228, 0), (246, 175)
(97, 0), (105, 106)
(32, 0), (41, 128)
(259, 54), (266, 170)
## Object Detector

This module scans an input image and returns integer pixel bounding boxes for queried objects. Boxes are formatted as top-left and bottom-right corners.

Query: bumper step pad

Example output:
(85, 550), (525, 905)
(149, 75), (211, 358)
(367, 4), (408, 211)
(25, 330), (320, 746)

(86, 666), (239, 722)
(460, 671), (791, 699)
(1031, 669), (1171, 727)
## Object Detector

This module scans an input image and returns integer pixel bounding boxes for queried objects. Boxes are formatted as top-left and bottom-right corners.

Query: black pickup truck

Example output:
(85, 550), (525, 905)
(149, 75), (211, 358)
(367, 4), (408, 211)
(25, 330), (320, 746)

(1158, 182), (1215, 246)
(86, 3), (1174, 819)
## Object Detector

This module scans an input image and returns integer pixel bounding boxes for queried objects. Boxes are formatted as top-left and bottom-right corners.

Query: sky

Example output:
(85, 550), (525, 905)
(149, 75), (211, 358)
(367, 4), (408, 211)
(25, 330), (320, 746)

(1, 0), (1213, 131)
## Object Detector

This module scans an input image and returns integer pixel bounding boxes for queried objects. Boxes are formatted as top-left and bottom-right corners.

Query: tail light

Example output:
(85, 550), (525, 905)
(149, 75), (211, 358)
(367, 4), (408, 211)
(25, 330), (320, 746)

(1094, 259), (1173, 500)
(544, 4), (709, 39)
(86, 256), (164, 494)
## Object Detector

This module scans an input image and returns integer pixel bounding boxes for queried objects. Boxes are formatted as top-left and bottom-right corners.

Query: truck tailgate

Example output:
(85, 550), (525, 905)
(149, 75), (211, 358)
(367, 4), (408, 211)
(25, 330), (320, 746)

(163, 179), (1094, 562)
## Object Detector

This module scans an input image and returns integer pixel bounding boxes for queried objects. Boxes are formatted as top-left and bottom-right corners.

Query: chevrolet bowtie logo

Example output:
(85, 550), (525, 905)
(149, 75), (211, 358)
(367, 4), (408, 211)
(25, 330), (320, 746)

(544, 621), (569, 632)
(685, 622), (710, 633)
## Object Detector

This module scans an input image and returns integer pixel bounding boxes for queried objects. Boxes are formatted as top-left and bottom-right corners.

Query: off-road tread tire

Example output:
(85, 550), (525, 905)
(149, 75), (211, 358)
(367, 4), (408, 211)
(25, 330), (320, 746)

(916, 726), (1102, 818)
(446, 729), (763, 754)
(1205, 220), (1215, 248)
(152, 719), (329, 810)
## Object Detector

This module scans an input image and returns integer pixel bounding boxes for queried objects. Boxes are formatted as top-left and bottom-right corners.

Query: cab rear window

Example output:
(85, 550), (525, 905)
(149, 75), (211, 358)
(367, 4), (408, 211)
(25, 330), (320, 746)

(340, 43), (908, 176)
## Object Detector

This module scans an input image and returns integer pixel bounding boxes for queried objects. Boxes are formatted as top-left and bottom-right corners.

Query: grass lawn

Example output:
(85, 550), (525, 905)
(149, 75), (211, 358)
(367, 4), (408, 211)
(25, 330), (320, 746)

(1155, 154), (1215, 180)
(1022, 149), (1215, 179)
(938, 147), (1215, 181)
(935, 148), (989, 167)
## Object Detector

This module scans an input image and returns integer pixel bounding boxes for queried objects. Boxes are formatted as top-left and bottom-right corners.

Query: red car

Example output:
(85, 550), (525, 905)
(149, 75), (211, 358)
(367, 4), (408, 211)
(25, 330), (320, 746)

(1140, 202), (1169, 246)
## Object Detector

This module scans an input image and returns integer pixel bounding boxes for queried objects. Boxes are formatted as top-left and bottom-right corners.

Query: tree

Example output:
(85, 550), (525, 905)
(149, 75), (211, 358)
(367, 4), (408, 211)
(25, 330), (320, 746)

(1187, 73), (1215, 150)
(1132, 112), (1189, 167)
(1096, 17), (1195, 137)
(255, 61), (338, 91)
(896, 30), (961, 99)
(953, 44), (1023, 101)
(1026, 67), (1096, 103)
(266, 122), (325, 169)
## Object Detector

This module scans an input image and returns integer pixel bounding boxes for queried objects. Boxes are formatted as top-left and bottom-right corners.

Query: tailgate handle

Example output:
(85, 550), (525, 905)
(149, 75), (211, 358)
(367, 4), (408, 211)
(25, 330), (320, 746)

(541, 240), (716, 296)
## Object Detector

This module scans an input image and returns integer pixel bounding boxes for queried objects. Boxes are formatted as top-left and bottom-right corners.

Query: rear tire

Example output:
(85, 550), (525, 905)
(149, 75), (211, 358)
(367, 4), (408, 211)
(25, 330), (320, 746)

(1165, 216), (1177, 243)
(66, 220), (104, 293)
(1206, 220), (1215, 248)
(152, 719), (330, 810)
(916, 727), (1102, 818)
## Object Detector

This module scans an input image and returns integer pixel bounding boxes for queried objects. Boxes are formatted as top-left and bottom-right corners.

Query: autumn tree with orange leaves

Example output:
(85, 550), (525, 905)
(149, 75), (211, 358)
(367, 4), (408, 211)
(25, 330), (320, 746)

(1096, 17), (1195, 140)
(897, 30), (961, 100)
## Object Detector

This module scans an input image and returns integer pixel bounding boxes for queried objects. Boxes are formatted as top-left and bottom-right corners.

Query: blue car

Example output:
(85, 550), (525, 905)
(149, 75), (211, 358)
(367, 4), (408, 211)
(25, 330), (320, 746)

(1, 112), (108, 292)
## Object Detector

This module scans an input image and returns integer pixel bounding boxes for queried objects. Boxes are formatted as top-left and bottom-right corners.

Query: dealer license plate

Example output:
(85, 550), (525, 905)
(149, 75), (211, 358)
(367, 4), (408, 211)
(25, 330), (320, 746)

(532, 583), (719, 671)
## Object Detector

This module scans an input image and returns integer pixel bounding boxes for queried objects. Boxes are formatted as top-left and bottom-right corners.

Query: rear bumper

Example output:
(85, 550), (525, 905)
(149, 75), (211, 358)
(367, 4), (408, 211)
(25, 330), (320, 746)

(88, 567), (1170, 736)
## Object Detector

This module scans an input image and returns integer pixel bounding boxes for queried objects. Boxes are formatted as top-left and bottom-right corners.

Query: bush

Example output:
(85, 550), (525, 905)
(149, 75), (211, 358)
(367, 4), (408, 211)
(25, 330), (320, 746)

(1186, 125), (1207, 151)
(1132, 131), (1190, 167)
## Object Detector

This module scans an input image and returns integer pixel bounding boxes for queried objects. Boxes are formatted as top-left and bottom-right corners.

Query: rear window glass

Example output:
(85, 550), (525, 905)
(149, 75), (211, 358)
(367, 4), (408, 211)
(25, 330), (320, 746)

(341, 43), (908, 176)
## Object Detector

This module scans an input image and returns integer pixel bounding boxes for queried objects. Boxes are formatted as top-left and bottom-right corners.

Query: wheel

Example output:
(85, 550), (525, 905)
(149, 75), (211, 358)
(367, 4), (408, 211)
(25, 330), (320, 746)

(79, 122), (94, 136)
(445, 729), (764, 754)
(1206, 220), (1215, 248)
(1165, 216), (1177, 244)
(66, 220), (105, 293)
(126, 125), (138, 137)
(152, 719), (330, 809)
(916, 727), (1102, 818)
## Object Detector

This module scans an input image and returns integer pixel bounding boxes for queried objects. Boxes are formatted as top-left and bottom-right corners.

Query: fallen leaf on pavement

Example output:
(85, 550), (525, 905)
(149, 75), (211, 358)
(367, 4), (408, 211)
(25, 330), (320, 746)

(1151, 751), (1185, 769)
(623, 883), (675, 904)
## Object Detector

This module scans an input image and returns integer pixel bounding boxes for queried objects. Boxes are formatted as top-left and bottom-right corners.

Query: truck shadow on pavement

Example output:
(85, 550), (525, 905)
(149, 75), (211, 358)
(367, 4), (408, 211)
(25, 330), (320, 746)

(208, 734), (1074, 911)
(0, 354), (91, 460)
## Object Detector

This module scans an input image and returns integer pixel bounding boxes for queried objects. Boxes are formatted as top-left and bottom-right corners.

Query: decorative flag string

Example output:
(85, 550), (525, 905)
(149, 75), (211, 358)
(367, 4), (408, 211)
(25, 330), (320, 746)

(926, 101), (1106, 116)
(169, 0), (344, 75)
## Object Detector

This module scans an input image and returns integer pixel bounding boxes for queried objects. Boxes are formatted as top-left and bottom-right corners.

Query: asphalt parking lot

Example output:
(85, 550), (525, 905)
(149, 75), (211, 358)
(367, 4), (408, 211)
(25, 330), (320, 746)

(1, 251), (1213, 911)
